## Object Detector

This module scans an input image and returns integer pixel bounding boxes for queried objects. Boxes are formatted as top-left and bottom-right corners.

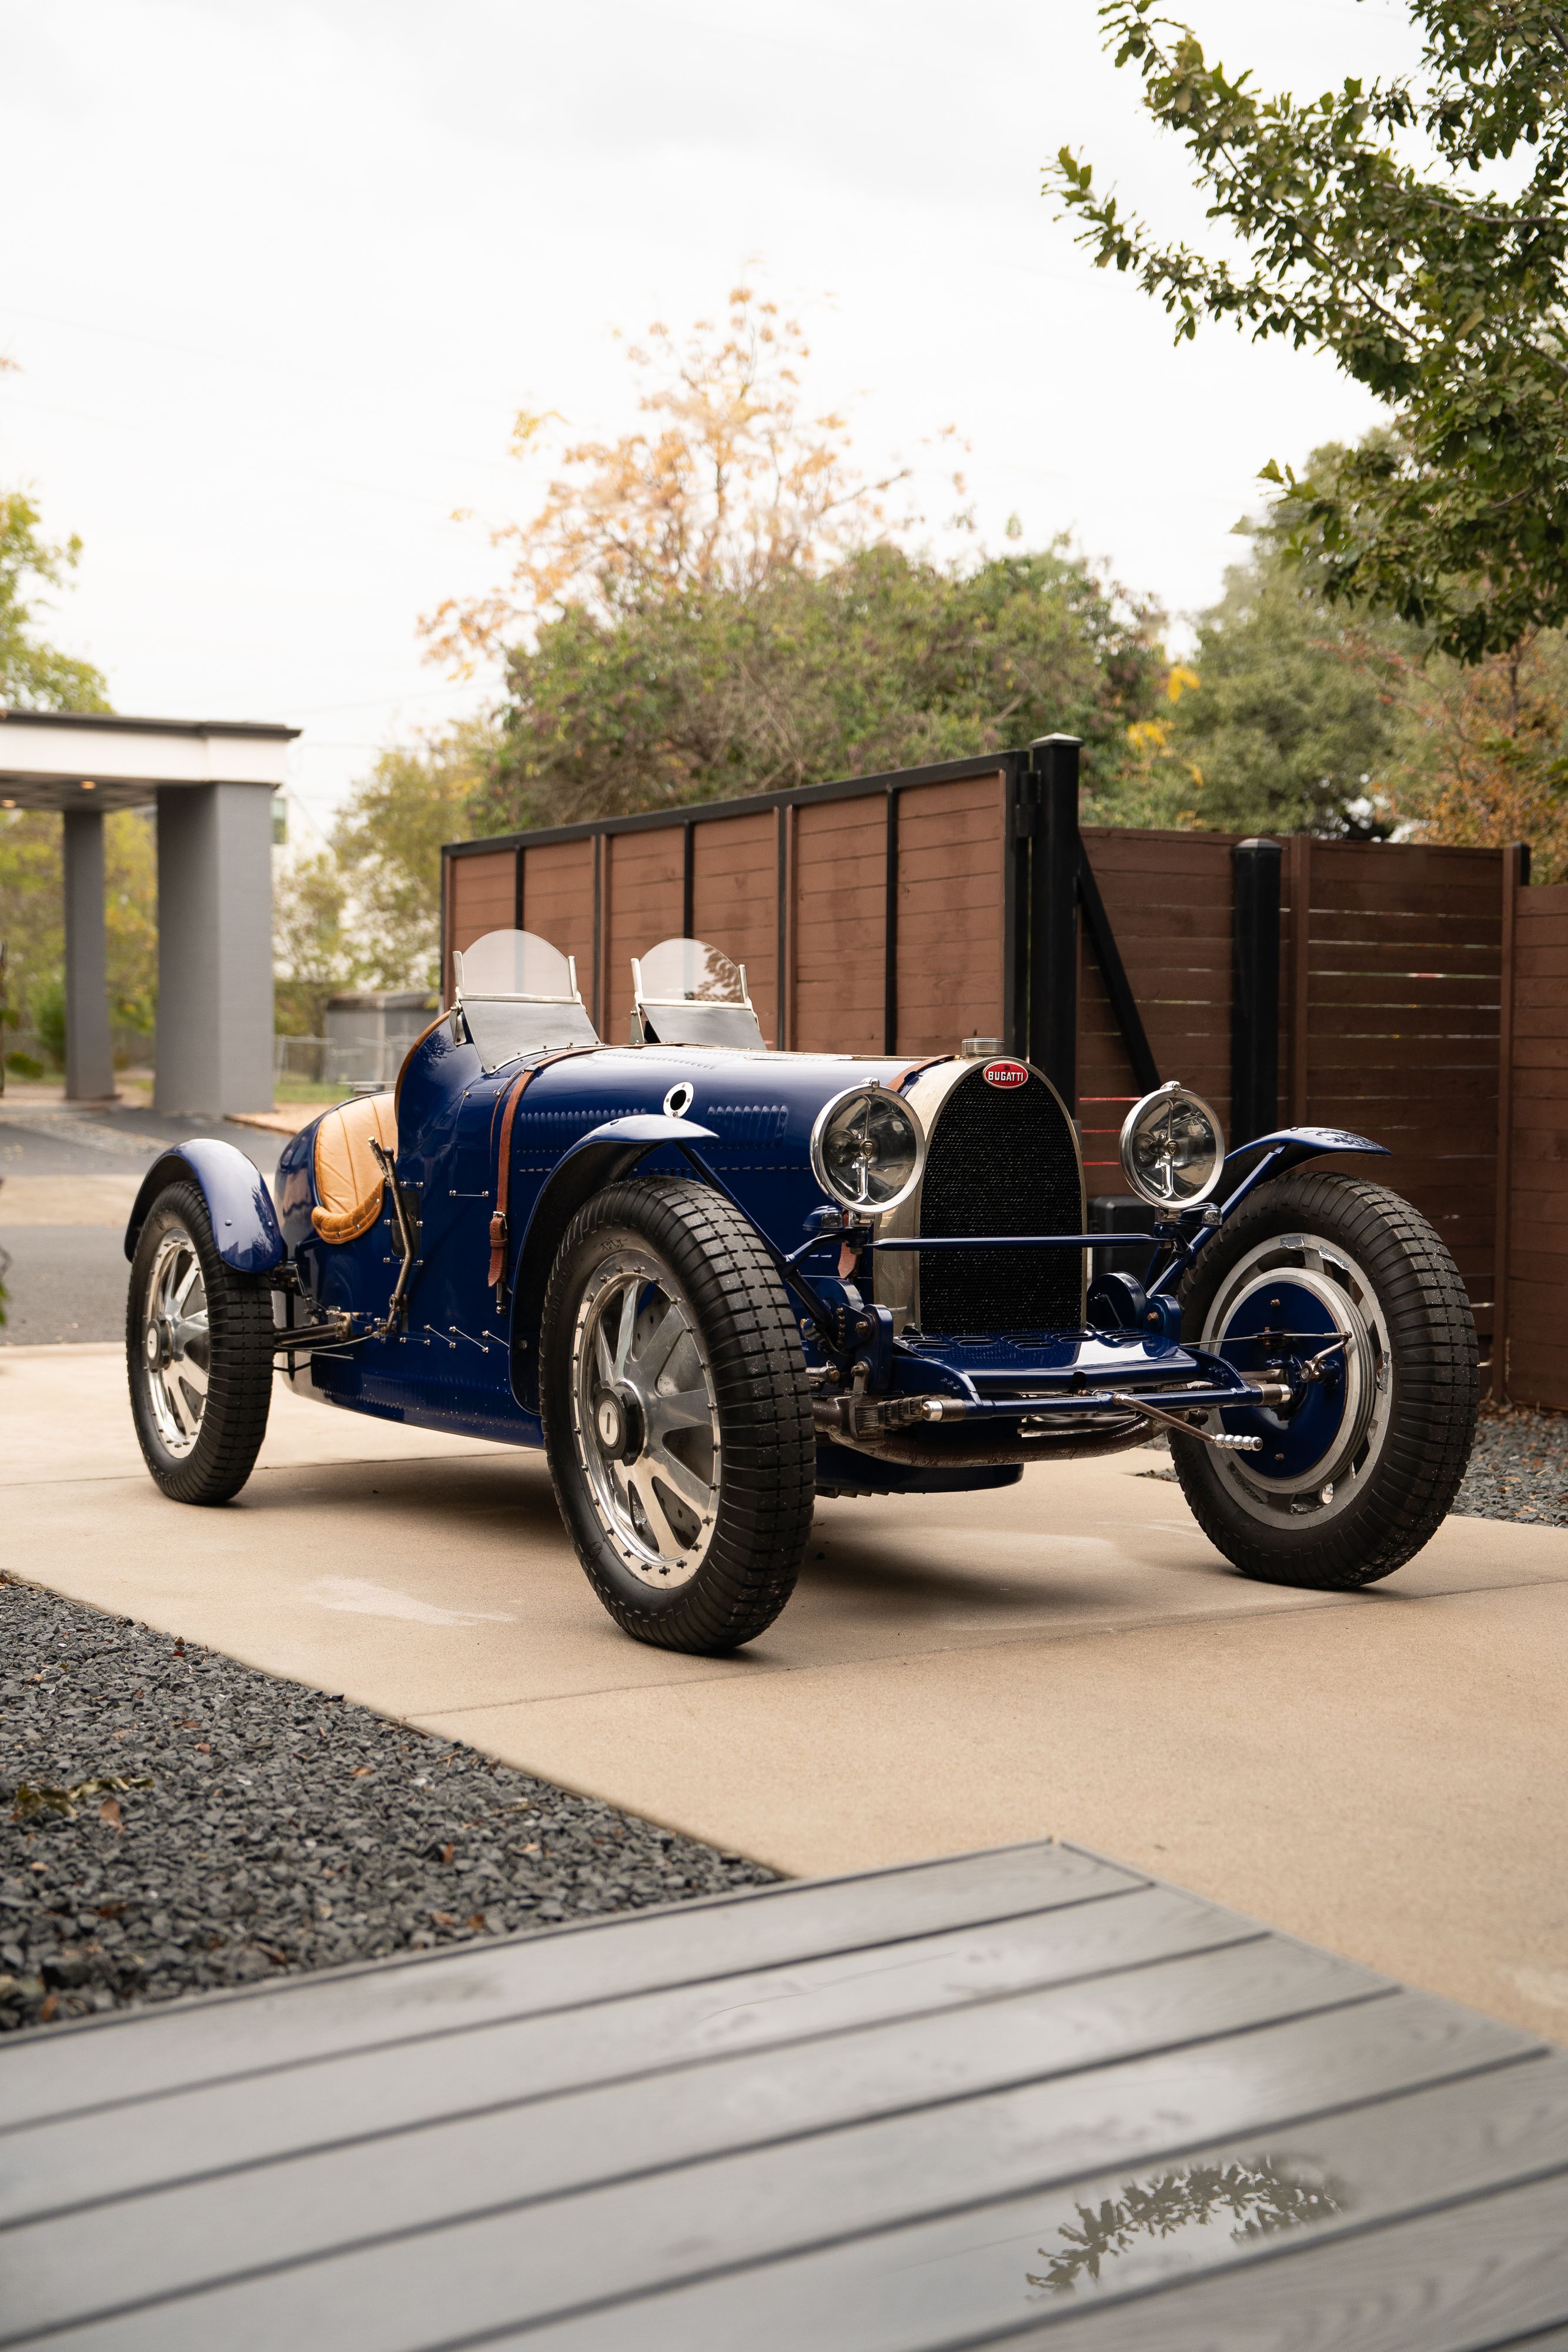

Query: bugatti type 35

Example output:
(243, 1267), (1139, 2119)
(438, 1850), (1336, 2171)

(123, 930), (1480, 1653)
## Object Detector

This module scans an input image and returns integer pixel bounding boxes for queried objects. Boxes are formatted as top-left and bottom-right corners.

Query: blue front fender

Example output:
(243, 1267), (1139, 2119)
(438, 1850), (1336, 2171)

(125, 1140), (285, 1275)
(1220, 1125), (1389, 1193)
(507, 1115), (718, 1411)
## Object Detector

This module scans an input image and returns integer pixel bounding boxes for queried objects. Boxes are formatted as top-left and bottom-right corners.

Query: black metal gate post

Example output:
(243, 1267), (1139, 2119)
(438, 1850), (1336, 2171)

(1030, 734), (1082, 1107)
(1231, 836), (1282, 1144)
(1002, 755), (1029, 1059)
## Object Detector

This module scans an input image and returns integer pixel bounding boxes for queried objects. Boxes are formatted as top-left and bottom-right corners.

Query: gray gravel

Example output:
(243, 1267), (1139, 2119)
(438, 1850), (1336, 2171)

(1, 1575), (774, 2037)
(1452, 1403), (1568, 1528)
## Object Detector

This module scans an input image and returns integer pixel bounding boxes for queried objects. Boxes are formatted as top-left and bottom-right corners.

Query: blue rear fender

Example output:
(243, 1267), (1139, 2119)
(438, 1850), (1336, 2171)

(124, 1140), (285, 1275)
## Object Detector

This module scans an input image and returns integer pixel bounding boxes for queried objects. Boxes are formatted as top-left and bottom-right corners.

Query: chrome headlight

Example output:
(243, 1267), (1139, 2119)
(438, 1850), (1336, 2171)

(810, 1085), (925, 1217)
(1119, 1082), (1226, 1208)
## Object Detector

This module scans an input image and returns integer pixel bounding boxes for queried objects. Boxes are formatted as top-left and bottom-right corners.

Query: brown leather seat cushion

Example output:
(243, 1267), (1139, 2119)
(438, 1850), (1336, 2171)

(312, 1093), (397, 1244)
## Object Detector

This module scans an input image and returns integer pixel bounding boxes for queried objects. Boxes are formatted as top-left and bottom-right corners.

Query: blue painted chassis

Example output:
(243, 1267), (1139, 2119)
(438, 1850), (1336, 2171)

(123, 1020), (1387, 1491)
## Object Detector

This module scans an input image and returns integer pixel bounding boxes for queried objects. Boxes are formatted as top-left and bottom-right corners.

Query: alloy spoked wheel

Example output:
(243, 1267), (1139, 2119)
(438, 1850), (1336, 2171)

(140, 1227), (212, 1456)
(541, 1178), (815, 1653)
(1201, 1228), (1393, 1529)
(569, 1251), (720, 1588)
(126, 1179), (275, 1505)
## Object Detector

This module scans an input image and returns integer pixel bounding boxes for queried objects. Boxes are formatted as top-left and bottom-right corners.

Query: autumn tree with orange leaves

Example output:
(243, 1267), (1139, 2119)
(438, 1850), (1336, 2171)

(423, 288), (927, 665)
(419, 286), (1166, 832)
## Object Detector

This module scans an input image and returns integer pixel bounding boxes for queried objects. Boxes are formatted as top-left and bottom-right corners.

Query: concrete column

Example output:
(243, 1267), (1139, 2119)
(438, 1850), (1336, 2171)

(62, 808), (115, 1101)
(154, 782), (275, 1115)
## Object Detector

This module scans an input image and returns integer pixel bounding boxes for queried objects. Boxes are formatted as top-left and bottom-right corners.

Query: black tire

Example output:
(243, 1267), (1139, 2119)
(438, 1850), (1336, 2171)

(1171, 1172), (1477, 1589)
(540, 1178), (814, 1653)
(126, 1181), (275, 1504)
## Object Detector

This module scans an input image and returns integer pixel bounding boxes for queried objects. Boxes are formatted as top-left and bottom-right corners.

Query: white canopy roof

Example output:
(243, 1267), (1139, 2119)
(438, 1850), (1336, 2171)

(0, 709), (299, 813)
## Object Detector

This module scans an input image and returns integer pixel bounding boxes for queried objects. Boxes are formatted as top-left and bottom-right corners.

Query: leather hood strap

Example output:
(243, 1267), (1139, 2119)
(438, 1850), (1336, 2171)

(486, 1044), (603, 1296)
(891, 1054), (955, 1092)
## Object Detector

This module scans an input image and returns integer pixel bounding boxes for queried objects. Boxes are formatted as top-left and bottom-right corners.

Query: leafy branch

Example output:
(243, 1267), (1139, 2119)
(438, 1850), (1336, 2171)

(1046, 2), (1568, 657)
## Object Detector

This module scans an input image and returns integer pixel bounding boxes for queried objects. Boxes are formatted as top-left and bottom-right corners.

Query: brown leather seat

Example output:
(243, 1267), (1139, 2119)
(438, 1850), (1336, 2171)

(312, 1093), (397, 1244)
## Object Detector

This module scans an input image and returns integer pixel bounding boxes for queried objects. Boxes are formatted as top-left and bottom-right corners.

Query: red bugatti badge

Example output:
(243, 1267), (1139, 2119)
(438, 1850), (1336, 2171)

(982, 1059), (1029, 1088)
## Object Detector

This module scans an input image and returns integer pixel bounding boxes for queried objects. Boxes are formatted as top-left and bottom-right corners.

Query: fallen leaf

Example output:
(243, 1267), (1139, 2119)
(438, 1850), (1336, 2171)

(441, 1842), (453, 1865)
(351, 1766), (374, 1779)
(99, 1798), (122, 1830)
(195, 1742), (210, 1754)
(466, 1913), (486, 1930)
(39, 1993), (57, 2023)
(430, 1910), (454, 1928)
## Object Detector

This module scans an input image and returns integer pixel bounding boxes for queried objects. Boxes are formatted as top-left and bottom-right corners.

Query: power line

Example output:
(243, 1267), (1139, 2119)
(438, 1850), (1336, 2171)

(0, 384), (504, 519)
(0, 297), (529, 437)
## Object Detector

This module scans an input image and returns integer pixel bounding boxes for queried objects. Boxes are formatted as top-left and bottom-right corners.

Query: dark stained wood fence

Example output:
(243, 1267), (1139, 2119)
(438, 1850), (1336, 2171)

(442, 749), (1566, 1405)
(1496, 872), (1568, 1409)
(1074, 830), (1513, 1356)
(1075, 827), (1239, 1208)
(1291, 838), (1505, 1337)
(445, 760), (1017, 1058)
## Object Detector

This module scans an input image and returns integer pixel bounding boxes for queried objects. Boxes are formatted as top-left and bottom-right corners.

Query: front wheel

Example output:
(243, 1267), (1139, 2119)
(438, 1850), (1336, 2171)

(540, 1179), (814, 1653)
(126, 1181), (275, 1504)
(1172, 1172), (1477, 1589)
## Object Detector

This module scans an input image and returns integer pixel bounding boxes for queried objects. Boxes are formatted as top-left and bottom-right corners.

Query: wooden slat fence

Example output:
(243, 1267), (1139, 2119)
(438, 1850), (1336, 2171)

(1498, 877), (1568, 1408)
(1076, 826), (1238, 1200)
(441, 751), (1566, 1406)
(1289, 840), (1504, 1335)
(1075, 832), (1510, 1354)
(443, 759), (1015, 1057)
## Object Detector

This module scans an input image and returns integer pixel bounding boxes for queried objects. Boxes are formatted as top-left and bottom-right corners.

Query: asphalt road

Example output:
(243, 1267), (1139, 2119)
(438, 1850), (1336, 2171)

(0, 1105), (282, 1347)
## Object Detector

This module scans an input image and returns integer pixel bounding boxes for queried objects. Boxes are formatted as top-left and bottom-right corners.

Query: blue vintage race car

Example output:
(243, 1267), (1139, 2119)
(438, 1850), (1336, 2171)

(124, 929), (1479, 1653)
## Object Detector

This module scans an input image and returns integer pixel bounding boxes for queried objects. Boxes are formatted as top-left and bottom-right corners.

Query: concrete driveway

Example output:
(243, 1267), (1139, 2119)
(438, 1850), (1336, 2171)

(5, 1339), (1564, 2043)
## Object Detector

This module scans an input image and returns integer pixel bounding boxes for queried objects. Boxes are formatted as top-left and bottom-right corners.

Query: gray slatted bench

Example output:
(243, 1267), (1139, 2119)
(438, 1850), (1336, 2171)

(1, 1838), (1564, 2348)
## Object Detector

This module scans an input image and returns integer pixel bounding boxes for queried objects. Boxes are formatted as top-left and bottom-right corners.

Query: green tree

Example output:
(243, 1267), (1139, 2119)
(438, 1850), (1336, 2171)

(1, 490), (111, 711)
(330, 719), (494, 987)
(478, 542), (1167, 833)
(1049, 2), (1568, 659)
(1159, 529), (1414, 836)
(272, 851), (356, 1040)
(0, 808), (156, 1065)
(427, 281), (1166, 842)
(0, 475), (118, 1069)
(104, 808), (158, 1038)
(1378, 628), (1568, 878)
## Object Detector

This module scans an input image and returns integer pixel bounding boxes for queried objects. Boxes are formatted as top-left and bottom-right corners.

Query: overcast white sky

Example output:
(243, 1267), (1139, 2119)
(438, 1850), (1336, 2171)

(2, 0), (1422, 830)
